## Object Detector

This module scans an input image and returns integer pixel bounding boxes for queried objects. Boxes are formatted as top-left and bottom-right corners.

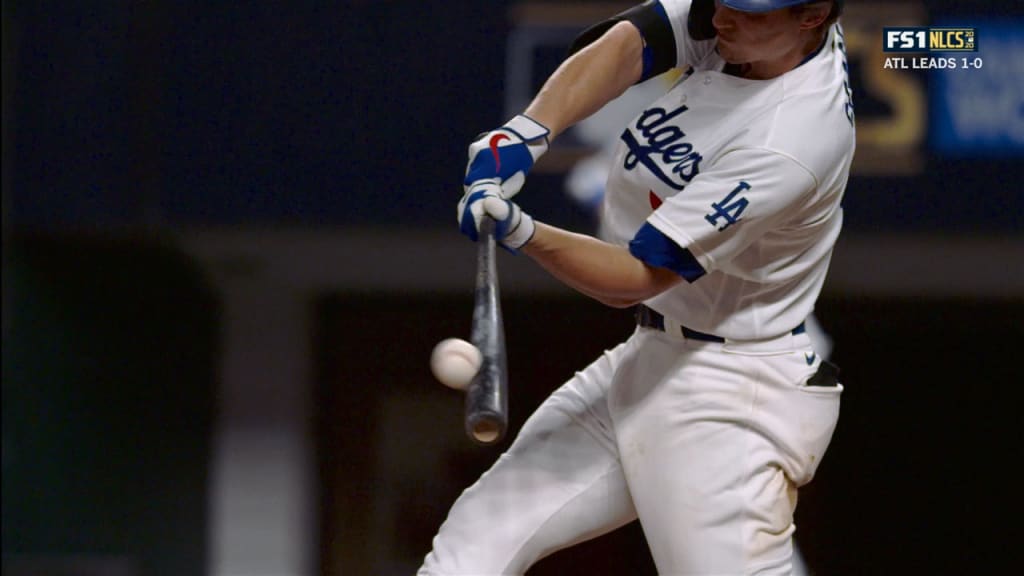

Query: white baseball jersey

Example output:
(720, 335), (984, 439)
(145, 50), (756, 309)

(602, 0), (856, 341)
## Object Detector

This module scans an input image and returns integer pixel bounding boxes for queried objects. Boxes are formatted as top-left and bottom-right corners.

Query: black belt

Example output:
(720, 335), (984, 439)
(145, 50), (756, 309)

(635, 305), (806, 343)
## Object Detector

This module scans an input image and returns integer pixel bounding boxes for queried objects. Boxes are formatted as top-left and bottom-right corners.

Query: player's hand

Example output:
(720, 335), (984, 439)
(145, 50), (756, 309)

(464, 115), (550, 199)
(458, 180), (536, 251)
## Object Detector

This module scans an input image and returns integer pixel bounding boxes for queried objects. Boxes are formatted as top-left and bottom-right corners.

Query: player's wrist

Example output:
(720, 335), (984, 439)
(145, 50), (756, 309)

(498, 210), (535, 253)
(511, 116), (549, 176)
(504, 114), (550, 154)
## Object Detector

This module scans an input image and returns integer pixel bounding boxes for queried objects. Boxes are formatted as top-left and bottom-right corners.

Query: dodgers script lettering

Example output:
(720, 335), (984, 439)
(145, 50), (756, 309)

(621, 105), (703, 191)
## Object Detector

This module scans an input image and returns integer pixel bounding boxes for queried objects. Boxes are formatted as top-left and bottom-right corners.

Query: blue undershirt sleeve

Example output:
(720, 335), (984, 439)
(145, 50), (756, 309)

(628, 221), (707, 282)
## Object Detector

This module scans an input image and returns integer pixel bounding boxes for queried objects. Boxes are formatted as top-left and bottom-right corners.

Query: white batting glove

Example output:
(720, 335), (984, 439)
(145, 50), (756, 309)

(458, 180), (536, 251)
(464, 115), (550, 199)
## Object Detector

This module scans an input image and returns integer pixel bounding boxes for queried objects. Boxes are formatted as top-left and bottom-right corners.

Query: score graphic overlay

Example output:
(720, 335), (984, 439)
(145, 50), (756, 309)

(884, 27), (977, 52)
(882, 26), (982, 71)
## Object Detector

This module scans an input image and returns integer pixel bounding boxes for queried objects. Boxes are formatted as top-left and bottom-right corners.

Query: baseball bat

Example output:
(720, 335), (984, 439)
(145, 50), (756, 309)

(465, 217), (508, 445)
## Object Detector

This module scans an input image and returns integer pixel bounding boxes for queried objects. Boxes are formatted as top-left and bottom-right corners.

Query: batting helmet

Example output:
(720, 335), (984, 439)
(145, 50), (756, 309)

(689, 0), (843, 40)
(721, 0), (843, 13)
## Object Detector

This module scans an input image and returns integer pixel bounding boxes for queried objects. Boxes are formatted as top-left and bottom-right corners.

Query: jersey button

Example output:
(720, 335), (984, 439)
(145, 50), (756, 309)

(703, 76), (712, 85)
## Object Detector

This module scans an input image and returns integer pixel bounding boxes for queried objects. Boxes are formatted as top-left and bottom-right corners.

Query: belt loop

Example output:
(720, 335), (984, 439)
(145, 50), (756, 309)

(635, 305), (665, 331)
(635, 305), (723, 342)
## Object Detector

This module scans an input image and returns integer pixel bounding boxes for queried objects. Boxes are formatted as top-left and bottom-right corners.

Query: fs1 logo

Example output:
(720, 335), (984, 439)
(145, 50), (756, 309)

(883, 27), (977, 53)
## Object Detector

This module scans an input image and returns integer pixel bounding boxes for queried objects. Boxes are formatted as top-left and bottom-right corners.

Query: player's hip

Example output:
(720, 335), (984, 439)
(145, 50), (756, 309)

(634, 304), (817, 355)
(608, 329), (842, 481)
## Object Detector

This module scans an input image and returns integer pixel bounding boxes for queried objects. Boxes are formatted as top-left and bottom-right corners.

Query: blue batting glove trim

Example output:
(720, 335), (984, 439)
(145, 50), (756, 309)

(459, 189), (489, 242)
(628, 222), (707, 282)
(492, 199), (515, 240)
(491, 202), (534, 255)
(464, 141), (536, 186)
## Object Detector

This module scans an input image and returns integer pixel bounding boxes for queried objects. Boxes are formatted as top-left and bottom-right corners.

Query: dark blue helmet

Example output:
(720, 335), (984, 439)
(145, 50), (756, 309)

(689, 0), (843, 40)
(721, 0), (843, 13)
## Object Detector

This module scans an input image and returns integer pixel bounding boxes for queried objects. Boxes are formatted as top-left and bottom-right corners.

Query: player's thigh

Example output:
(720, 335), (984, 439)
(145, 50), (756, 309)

(420, 343), (637, 575)
(754, 349), (843, 487)
(609, 338), (806, 574)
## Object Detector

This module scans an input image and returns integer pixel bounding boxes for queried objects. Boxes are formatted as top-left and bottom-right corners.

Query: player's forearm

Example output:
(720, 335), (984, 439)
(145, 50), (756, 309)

(525, 21), (644, 140)
(522, 222), (681, 308)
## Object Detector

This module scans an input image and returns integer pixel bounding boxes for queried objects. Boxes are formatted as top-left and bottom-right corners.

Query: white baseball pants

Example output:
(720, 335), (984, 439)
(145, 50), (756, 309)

(419, 326), (841, 575)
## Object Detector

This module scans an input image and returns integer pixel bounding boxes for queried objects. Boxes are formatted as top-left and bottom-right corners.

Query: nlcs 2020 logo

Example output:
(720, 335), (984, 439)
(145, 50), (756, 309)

(883, 27), (977, 53)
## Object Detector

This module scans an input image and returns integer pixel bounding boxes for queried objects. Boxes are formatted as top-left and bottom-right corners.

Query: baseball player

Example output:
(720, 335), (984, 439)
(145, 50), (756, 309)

(422, 1), (852, 574)
(561, 59), (829, 576)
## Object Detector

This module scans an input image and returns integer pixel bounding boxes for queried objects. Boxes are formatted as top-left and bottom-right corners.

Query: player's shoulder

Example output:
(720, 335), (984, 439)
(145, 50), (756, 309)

(652, 0), (718, 69)
(772, 93), (853, 165)
(760, 27), (855, 181)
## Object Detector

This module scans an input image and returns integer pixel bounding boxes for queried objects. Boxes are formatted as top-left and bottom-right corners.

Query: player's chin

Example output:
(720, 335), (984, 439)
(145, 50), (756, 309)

(716, 38), (743, 62)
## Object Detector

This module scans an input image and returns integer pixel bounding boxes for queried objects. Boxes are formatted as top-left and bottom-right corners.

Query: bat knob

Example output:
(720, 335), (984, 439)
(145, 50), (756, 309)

(467, 413), (504, 445)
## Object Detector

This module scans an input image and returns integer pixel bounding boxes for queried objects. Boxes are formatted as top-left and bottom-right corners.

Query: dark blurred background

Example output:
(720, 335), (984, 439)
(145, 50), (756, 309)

(2, 1), (1022, 575)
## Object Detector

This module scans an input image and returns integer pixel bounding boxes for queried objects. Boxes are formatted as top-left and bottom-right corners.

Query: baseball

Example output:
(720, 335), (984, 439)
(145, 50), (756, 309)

(430, 338), (483, 391)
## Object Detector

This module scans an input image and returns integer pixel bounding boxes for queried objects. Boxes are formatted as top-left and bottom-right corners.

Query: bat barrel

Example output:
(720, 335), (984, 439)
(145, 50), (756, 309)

(465, 218), (508, 445)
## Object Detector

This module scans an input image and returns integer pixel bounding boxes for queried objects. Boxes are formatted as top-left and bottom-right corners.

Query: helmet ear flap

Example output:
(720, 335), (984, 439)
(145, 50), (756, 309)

(687, 0), (717, 41)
